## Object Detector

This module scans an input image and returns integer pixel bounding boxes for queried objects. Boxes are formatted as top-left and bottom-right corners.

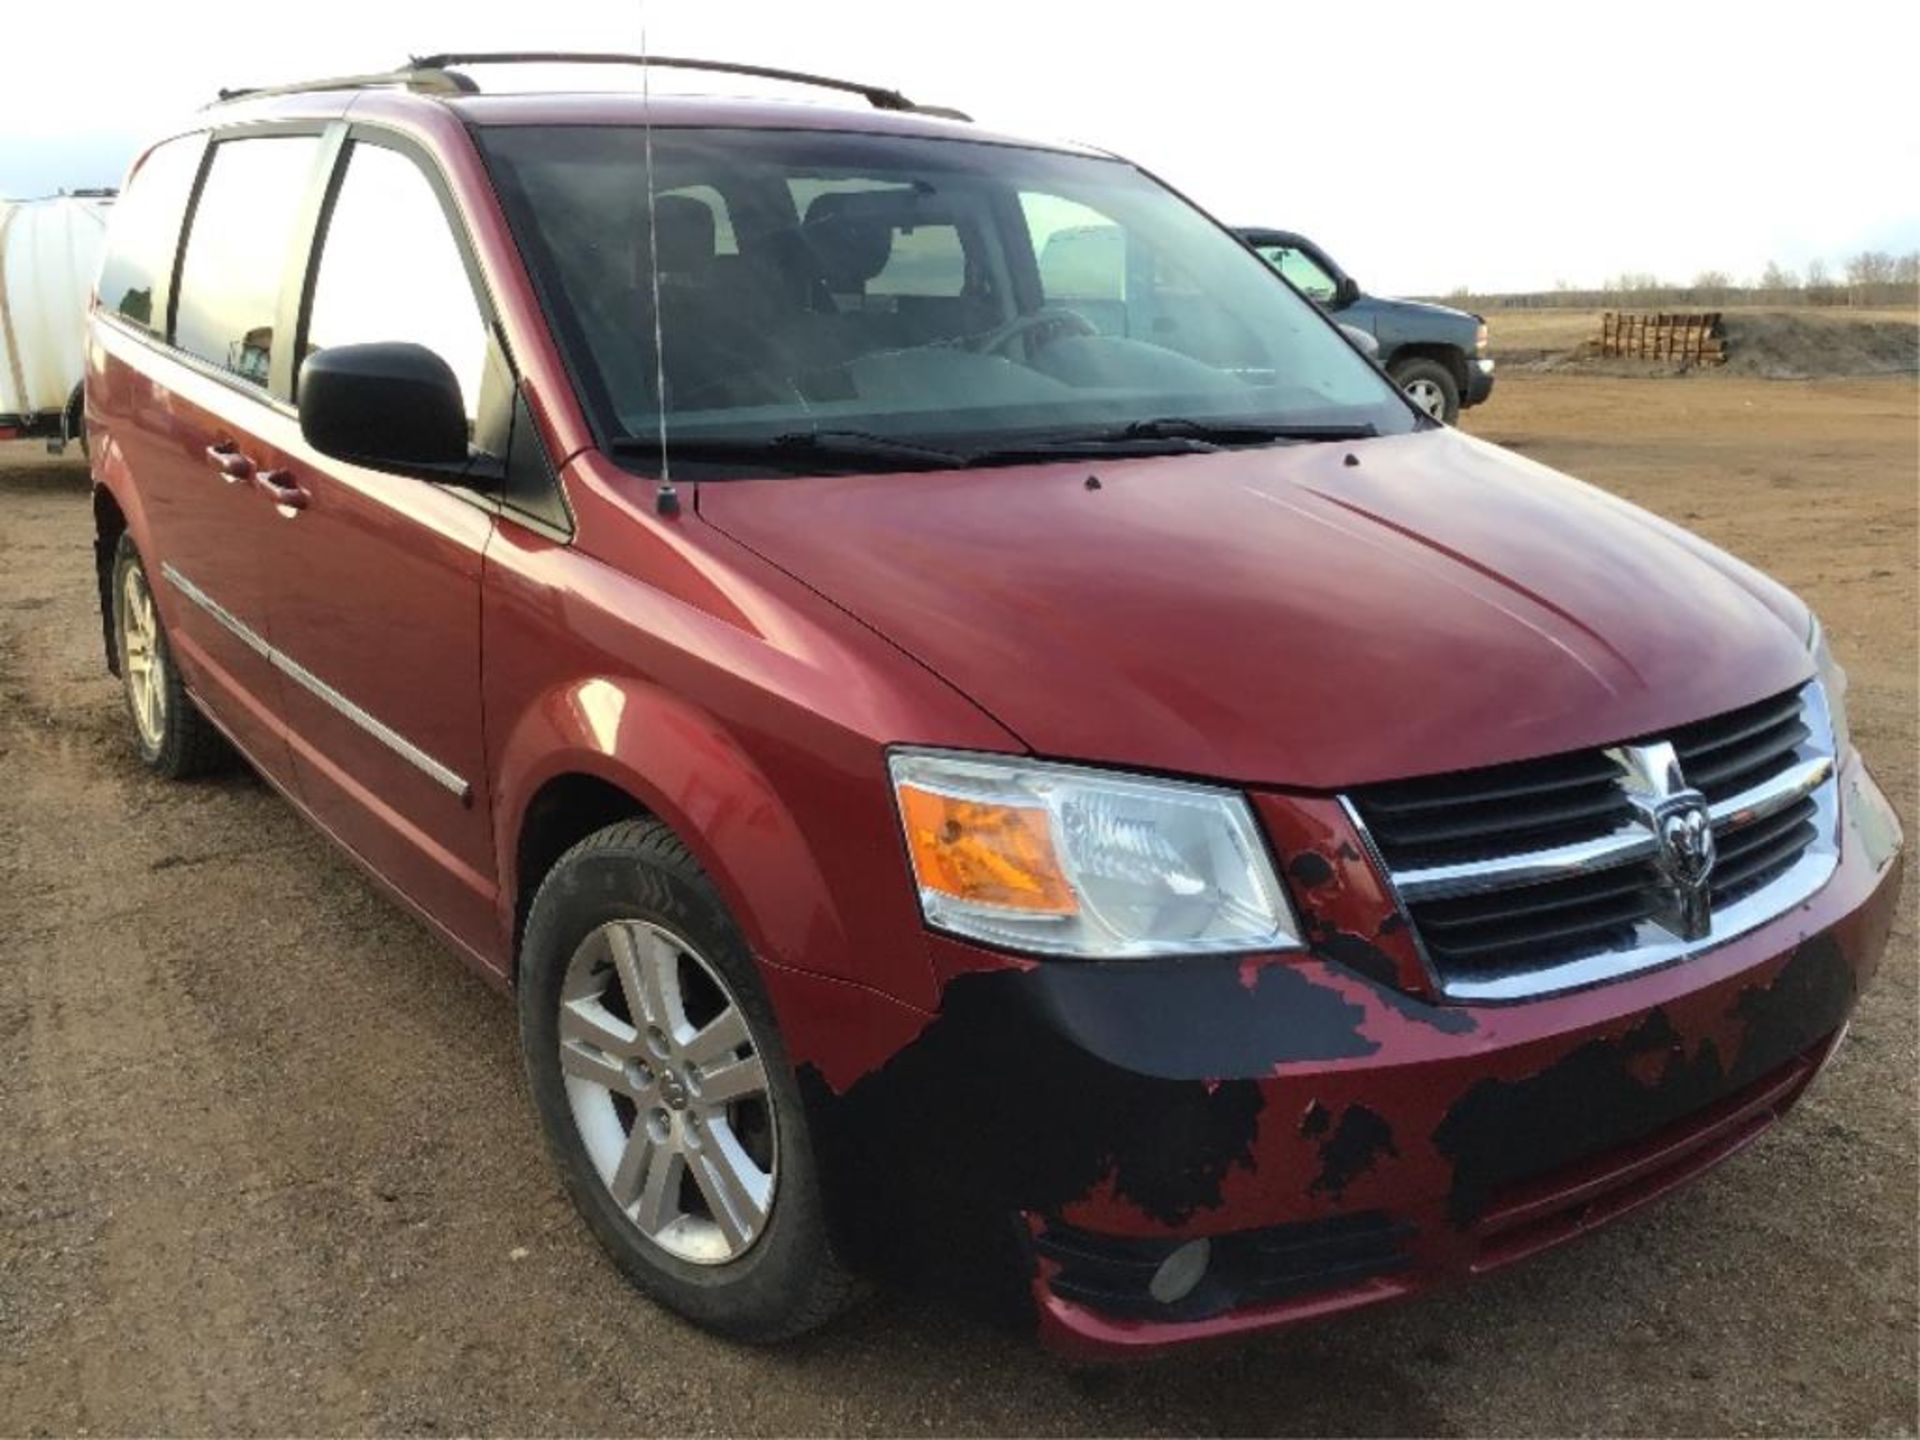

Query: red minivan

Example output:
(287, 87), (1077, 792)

(86, 56), (1903, 1358)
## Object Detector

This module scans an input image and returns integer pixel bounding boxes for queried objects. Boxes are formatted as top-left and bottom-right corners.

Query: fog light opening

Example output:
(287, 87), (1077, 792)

(1148, 1238), (1211, 1305)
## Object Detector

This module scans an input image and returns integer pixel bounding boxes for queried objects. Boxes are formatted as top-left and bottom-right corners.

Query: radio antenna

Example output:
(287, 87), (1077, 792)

(638, 2), (678, 515)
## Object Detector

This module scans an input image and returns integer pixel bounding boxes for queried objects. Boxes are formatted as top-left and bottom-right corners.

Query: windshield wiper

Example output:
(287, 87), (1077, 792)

(959, 434), (1225, 465)
(1119, 417), (1378, 444)
(606, 418), (1378, 477)
(607, 429), (968, 473)
(953, 419), (1376, 468)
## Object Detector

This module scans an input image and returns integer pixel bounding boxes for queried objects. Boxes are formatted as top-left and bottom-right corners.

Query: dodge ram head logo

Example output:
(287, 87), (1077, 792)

(1658, 802), (1716, 889)
(1611, 740), (1718, 941)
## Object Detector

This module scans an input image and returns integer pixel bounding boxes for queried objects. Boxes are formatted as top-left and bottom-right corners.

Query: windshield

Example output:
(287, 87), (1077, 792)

(479, 125), (1415, 468)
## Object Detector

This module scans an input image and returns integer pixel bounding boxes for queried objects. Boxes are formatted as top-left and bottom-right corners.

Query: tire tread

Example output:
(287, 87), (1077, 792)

(113, 534), (230, 779)
(521, 817), (860, 1343)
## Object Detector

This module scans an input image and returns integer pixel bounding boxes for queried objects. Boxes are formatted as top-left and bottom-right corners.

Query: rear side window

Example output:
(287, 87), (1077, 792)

(96, 138), (202, 332)
(304, 142), (491, 425)
(173, 136), (321, 385)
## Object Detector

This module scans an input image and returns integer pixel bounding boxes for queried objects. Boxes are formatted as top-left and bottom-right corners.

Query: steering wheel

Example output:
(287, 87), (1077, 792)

(968, 306), (1098, 362)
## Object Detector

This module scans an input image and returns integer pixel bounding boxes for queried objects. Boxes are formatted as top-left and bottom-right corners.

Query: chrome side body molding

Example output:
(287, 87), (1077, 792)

(161, 562), (472, 802)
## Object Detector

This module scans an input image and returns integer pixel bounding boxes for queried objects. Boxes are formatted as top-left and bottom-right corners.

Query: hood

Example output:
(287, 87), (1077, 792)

(1372, 295), (1477, 323)
(1348, 293), (1478, 335)
(695, 429), (1811, 789)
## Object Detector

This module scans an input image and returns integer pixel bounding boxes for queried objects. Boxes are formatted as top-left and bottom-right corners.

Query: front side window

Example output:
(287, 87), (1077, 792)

(303, 141), (491, 425)
(1256, 244), (1339, 305)
(96, 136), (203, 332)
(481, 126), (1411, 466)
(1027, 196), (1126, 304)
(173, 136), (322, 384)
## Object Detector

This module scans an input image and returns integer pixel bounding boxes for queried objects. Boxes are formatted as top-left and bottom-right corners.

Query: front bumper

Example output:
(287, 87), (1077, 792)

(791, 755), (1901, 1359)
(1464, 355), (1496, 407)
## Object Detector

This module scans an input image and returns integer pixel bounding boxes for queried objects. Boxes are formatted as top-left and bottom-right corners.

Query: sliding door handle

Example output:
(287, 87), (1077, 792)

(255, 470), (309, 512)
(205, 443), (254, 482)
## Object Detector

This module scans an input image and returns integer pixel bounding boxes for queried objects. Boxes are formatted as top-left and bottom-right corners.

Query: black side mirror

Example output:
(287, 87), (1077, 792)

(298, 342), (468, 471)
(1332, 276), (1362, 309)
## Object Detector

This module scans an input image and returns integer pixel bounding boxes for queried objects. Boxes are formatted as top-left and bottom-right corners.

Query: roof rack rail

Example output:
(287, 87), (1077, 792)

(213, 64), (476, 105)
(411, 52), (971, 119)
(213, 52), (971, 120)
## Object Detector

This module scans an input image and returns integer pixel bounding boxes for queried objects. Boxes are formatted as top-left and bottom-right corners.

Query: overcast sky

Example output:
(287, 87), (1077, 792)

(4, 0), (1915, 296)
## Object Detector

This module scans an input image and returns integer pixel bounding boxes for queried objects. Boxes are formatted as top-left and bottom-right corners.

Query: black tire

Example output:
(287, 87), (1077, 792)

(66, 383), (88, 460)
(1390, 356), (1462, 425)
(518, 817), (858, 1342)
(111, 534), (230, 778)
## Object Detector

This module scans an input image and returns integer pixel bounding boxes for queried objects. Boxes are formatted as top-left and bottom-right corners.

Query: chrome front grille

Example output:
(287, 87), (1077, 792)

(1710, 794), (1818, 904)
(1407, 858), (1664, 978)
(1667, 688), (1810, 803)
(1347, 684), (1840, 1002)
(1355, 749), (1631, 868)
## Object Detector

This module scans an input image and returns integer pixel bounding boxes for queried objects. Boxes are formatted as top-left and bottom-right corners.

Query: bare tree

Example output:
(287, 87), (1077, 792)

(1607, 271), (1665, 305)
(1845, 251), (1896, 286)
(1806, 257), (1831, 288)
(1692, 269), (1732, 304)
(1760, 260), (1798, 291)
(1896, 252), (1920, 286)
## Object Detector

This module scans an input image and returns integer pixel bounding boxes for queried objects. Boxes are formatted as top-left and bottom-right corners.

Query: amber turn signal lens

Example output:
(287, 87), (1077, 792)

(897, 784), (1079, 915)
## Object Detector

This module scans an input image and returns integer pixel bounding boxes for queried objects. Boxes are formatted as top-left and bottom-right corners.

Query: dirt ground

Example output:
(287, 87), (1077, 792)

(1, 372), (1914, 1437)
(1485, 306), (1917, 380)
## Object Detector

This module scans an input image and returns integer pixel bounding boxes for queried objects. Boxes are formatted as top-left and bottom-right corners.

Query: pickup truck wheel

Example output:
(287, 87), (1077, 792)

(1391, 358), (1461, 424)
(518, 818), (858, 1342)
(111, 534), (230, 778)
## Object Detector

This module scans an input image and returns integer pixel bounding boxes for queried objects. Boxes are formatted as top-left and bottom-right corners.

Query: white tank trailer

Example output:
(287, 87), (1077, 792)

(0, 191), (113, 449)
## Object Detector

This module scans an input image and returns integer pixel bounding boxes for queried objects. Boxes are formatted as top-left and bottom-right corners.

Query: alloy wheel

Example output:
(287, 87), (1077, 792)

(121, 564), (167, 749)
(1404, 377), (1447, 418)
(557, 919), (778, 1264)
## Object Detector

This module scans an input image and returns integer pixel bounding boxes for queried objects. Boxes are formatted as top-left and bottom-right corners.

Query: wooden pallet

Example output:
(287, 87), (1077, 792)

(1591, 311), (1727, 363)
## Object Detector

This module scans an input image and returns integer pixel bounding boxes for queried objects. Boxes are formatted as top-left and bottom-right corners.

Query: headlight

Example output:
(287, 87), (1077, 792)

(1808, 615), (1852, 757)
(888, 751), (1301, 958)
(1474, 321), (1489, 356)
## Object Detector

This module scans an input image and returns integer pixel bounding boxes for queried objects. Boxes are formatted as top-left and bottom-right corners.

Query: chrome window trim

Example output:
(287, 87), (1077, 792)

(1348, 682), (1842, 1004)
(161, 562), (472, 802)
(94, 309), (302, 422)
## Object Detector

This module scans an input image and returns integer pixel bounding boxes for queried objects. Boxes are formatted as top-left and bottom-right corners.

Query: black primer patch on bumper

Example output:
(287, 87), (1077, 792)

(1309, 1105), (1399, 1199)
(798, 954), (1392, 1293)
(1432, 935), (1856, 1227)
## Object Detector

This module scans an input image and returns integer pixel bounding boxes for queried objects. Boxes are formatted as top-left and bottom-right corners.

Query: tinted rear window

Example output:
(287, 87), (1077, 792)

(173, 136), (321, 385)
(96, 138), (202, 332)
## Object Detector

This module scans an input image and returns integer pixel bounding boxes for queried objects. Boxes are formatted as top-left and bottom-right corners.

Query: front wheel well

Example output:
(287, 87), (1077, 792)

(512, 773), (652, 976)
(1386, 343), (1469, 393)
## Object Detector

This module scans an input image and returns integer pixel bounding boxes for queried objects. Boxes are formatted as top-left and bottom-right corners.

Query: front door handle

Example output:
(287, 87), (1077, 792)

(255, 470), (310, 512)
(205, 443), (254, 482)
